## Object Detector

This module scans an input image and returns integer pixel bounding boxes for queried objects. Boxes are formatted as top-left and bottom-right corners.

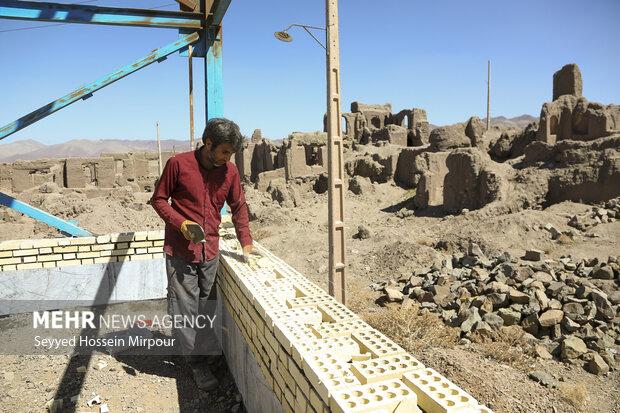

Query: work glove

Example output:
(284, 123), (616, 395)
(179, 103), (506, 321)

(180, 220), (204, 243)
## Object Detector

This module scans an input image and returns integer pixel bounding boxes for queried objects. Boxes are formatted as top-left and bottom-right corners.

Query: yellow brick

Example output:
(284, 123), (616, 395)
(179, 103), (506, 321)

(329, 378), (419, 413)
(31, 239), (61, 248)
(0, 239), (22, 251)
(135, 248), (148, 254)
(283, 399), (294, 413)
(111, 248), (134, 256)
(152, 240), (164, 247)
(115, 242), (130, 249)
(77, 252), (100, 259)
(43, 262), (56, 268)
(131, 254), (154, 261)
(38, 247), (53, 254)
(351, 329), (406, 358)
(109, 233), (134, 243)
(283, 385), (295, 409)
(152, 253), (165, 259)
(19, 240), (35, 249)
(133, 231), (149, 241)
(81, 259), (95, 265)
(53, 246), (79, 253)
(147, 230), (165, 240)
(56, 259), (82, 267)
(309, 388), (323, 413)
(69, 236), (97, 245)
(17, 262), (43, 270)
(94, 256), (117, 264)
(0, 251), (12, 258)
(13, 249), (38, 257)
(0, 257), (21, 265)
(289, 360), (310, 400)
(351, 354), (424, 384)
(78, 246), (91, 252)
(38, 254), (63, 262)
(91, 244), (114, 251)
(116, 256), (130, 262)
(130, 241), (152, 248)
(295, 388), (309, 413)
(147, 246), (163, 254)
(2, 264), (17, 271)
(23, 256), (37, 263)
(63, 253), (76, 260)
(57, 239), (70, 246)
(96, 235), (111, 244)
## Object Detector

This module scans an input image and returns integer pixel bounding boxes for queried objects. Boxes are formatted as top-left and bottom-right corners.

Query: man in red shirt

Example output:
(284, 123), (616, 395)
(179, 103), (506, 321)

(151, 118), (253, 390)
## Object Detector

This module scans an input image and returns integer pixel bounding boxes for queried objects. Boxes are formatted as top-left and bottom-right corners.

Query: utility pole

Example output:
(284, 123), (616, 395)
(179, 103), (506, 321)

(326, 0), (346, 304)
(486, 60), (491, 130)
(188, 44), (195, 149)
(156, 121), (163, 176)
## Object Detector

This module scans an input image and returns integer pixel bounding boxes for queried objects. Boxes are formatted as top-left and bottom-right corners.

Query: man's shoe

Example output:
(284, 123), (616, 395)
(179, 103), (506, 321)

(191, 365), (219, 391)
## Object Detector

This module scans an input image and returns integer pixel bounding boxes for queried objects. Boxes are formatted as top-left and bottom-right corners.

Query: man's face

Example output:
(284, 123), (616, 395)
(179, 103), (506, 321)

(203, 138), (235, 167)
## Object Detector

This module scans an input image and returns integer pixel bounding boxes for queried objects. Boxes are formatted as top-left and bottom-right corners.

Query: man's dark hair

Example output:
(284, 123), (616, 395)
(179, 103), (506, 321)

(201, 118), (244, 152)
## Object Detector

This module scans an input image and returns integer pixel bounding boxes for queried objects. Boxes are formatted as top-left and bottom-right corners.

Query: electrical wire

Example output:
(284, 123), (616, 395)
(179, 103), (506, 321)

(0, 2), (177, 34)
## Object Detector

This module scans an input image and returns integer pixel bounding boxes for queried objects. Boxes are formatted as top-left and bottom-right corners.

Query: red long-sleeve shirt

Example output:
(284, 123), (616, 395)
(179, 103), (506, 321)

(151, 150), (252, 263)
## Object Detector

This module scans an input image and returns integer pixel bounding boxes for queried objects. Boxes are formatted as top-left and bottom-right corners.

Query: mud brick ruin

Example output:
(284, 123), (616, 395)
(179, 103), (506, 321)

(538, 64), (620, 144)
(0, 152), (174, 193)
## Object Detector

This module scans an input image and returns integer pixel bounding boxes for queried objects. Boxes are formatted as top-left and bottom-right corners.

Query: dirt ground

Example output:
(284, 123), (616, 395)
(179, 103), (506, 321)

(0, 179), (619, 412)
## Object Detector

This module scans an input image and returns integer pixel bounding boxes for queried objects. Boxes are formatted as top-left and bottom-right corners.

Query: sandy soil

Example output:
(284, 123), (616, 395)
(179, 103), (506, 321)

(0, 181), (618, 412)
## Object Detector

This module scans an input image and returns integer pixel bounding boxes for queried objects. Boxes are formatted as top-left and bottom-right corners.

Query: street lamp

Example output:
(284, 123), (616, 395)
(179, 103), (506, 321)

(274, 0), (347, 304)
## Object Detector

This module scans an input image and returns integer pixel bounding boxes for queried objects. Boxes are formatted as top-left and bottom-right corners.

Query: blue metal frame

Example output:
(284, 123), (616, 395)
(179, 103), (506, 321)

(0, 32), (200, 141)
(0, 192), (92, 237)
(204, 0), (230, 120)
(0, 0), (203, 29)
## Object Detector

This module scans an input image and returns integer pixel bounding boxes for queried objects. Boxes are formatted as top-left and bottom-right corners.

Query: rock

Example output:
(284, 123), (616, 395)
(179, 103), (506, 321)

(561, 336), (588, 360)
(408, 276), (423, 287)
(539, 309), (564, 327)
(584, 353), (610, 375)
(522, 313), (540, 335)
(460, 307), (482, 333)
(354, 225), (372, 240)
(589, 290), (615, 321)
(592, 265), (614, 280)
(487, 292), (508, 309)
(509, 288), (530, 304)
(498, 307), (521, 326)
(534, 345), (554, 360)
(348, 176), (374, 195)
(384, 286), (404, 302)
(609, 291), (620, 305)
(46, 399), (63, 413)
(533, 271), (554, 285)
(468, 242), (486, 258)
(100, 404), (110, 413)
(524, 249), (545, 261)
(544, 223), (562, 240)
(561, 316), (580, 333)
(528, 371), (556, 388)
(482, 312), (505, 330)
(534, 289), (550, 310)
(562, 302), (585, 321)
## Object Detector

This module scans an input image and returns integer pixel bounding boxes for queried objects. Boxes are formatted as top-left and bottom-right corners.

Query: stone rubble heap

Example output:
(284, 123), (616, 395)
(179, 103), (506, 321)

(380, 242), (619, 375)
(567, 198), (620, 231)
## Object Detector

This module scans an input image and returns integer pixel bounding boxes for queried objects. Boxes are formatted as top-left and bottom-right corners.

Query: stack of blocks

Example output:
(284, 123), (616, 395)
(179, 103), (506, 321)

(0, 230), (165, 271)
(217, 225), (493, 413)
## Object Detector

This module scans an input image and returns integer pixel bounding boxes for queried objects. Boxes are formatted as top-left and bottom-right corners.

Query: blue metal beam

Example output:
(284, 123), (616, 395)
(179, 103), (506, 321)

(0, 192), (92, 237)
(0, 32), (200, 141)
(203, 0), (230, 120)
(0, 0), (203, 29)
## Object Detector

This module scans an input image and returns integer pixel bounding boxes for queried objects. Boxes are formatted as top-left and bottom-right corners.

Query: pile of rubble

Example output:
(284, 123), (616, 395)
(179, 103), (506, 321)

(567, 198), (620, 231)
(379, 241), (619, 375)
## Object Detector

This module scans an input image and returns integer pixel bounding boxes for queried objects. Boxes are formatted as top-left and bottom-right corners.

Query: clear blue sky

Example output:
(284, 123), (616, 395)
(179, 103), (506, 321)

(0, 0), (618, 145)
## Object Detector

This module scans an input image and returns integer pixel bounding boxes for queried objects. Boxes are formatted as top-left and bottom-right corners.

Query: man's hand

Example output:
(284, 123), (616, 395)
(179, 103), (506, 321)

(180, 220), (200, 242)
(242, 244), (254, 263)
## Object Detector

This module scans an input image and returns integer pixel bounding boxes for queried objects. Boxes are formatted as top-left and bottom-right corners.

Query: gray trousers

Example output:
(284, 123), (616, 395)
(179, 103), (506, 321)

(165, 254), (219, 356)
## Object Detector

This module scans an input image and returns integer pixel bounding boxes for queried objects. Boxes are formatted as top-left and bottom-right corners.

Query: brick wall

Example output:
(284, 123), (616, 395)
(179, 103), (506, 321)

(0, 230), (164, 271)
(216, 226), (493, 413)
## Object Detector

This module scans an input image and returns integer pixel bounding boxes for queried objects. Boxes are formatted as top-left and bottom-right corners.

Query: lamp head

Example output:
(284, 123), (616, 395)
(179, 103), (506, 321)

(274, 31), (293, 42)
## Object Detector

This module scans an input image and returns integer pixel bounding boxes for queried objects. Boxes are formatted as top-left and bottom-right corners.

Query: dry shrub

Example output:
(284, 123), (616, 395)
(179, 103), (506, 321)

(474, 326), (530, 368)
(362, 305), (458, 353)
(557, 234), (573, 244)
(559, 382), (590, 411)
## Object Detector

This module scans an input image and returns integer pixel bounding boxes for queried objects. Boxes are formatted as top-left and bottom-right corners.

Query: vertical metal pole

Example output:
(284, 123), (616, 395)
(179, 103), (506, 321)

(188, 45), (195, 149)
(205, 26), (224, 121)
(486, 60), (491, 130)
(326, 0), (346, 304)
(156, 121), (163, 175)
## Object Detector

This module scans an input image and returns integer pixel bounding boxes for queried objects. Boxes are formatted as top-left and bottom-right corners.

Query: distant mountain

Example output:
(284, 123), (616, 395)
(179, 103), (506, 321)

(0, 139), (46, 161)
(483, 114), (538, 129)
(0, 138), (192, 163)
